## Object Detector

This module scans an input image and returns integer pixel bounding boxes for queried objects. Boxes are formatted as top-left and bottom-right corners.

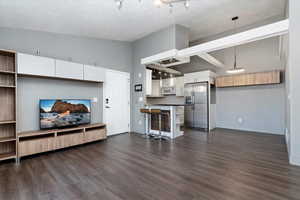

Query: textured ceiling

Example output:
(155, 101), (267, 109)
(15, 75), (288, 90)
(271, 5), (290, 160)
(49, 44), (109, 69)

(0, 0), (286, 42)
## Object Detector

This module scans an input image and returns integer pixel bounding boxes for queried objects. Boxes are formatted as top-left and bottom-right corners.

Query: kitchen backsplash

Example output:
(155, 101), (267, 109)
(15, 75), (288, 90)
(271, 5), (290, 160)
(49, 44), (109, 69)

(146, 96), (185, 105)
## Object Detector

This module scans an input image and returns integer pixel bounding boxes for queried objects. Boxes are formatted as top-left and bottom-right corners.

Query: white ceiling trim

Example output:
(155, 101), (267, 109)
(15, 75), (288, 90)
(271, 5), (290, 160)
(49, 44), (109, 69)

(178, 19), (289, 58)
(197, 53), (225, 68)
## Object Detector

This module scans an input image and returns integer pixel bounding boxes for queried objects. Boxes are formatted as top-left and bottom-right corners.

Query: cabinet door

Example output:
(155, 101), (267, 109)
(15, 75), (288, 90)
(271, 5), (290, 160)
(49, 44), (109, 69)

(55, 60), (84, 80)
(17, 53), (55, 77)
(176, 77), (184, 96)
(184, 73), (194, 84)
(146, 69), (152, 95)
(84, 65), (105, 82)
(233, 75), (246, 86)
(152, 80), (161, 96)
(254, 71), (280, 85)
(216, 76), (234, 87)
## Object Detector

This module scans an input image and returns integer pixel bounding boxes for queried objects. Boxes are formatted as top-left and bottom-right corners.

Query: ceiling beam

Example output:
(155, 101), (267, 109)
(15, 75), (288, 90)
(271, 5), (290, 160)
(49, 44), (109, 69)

(178, 19), (289, 58)
(197, 53), (225, 68)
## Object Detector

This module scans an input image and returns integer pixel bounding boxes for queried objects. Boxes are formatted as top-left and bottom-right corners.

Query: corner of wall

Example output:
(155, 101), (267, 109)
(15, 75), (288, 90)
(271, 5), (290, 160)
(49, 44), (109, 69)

(290, 154), (300, 166)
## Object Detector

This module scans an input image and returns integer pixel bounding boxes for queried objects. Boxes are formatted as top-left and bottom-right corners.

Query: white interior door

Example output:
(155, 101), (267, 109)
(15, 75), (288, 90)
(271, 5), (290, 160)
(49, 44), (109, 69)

(104, 70), (130, 136)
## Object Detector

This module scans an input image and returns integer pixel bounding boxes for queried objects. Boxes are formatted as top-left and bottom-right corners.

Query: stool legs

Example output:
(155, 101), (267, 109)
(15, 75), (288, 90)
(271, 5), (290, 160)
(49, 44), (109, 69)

(154, 114), (162, 140)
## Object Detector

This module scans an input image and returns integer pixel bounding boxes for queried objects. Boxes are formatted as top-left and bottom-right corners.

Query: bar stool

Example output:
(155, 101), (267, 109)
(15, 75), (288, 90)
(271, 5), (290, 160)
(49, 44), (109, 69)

(140, 108), (151, 138)
(149, 109), (162, 140)
(150, 109), (169, 140)
(160, 111), (170, 140)
(140, 108), (169, 140)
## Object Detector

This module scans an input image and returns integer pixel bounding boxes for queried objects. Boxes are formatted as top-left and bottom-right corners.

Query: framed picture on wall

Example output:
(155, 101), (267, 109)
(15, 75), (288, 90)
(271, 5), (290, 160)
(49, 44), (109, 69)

(134, 84), (143, 92)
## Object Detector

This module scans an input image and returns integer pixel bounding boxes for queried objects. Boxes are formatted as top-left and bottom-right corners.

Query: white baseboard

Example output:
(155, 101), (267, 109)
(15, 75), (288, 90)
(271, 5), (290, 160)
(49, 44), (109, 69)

(290, 155), (300, 166)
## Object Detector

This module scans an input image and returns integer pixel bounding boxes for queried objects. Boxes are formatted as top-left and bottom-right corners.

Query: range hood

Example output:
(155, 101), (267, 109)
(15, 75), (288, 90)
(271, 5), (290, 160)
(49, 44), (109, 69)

(141, 49), (190, 67)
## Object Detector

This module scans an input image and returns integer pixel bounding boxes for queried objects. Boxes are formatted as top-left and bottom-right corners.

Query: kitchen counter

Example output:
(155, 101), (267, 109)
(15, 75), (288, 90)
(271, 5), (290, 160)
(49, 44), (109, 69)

(142, 105), (184, 139)
(148, 104), (189, 106)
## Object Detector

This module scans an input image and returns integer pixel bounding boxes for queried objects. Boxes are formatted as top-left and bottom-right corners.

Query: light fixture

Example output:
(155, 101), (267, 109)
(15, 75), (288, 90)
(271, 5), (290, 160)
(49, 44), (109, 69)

(226, 16), (245, 74)
(115, 0), (123, 10)
(115, 0), (191, 11)
(154, 0), (163, 7)
(184, 0), (189, 9)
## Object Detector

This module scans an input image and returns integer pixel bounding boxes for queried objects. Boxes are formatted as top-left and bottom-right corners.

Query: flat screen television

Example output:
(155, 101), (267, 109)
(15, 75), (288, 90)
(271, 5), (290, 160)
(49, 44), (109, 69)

(40, 99), (91, 129)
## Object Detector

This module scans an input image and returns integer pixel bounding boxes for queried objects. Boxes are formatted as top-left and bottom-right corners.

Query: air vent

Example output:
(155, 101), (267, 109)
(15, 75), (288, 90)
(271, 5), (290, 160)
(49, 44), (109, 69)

(141, 49), (190, 67)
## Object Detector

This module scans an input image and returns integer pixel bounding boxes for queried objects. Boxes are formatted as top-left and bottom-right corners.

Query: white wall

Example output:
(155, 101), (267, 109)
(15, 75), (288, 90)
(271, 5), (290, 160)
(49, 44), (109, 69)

(289, 0), (300, 166)
(282, 0), (290, 155)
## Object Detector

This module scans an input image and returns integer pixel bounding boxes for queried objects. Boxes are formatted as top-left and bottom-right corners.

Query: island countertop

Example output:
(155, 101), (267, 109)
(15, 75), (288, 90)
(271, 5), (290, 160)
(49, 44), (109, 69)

(146, 104), (189, 106)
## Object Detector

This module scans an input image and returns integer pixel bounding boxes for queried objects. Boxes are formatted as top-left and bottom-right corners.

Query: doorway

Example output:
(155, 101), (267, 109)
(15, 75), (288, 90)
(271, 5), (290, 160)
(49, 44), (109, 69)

(103, 69), (130, 136)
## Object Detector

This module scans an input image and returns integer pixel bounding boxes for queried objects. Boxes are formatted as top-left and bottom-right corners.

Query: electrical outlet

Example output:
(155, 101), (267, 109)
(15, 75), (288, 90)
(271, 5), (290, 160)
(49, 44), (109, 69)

(138, 120), (142, 125)
(139, 97), (143, 102)
(237, 117), (243, 124)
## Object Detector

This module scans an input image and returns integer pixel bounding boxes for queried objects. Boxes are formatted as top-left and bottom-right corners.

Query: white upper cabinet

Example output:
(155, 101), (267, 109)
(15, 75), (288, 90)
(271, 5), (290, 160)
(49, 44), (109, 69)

(55, 60), (84, 80)
(83, 65), (105, 82)
(17, 53), (106, 82)
(175, 77), (184, 96)
(146, 69), (152, 96)
(184, 70), (216, 84)
(17, 53), (56, 77)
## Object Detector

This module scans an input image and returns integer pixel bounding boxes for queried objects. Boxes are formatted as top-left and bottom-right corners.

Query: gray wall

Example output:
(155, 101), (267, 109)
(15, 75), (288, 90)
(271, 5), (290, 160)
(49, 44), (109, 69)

(216, 37), (285, 135)
(0, 27), (132, 132)
(131, 25), (187, 133)
(289, 0), (300, 166)
(174, 37), (285, 135)
(17, 77), (102, 132)
(0, 27), (132, 72)
(216, 85), (285, 134)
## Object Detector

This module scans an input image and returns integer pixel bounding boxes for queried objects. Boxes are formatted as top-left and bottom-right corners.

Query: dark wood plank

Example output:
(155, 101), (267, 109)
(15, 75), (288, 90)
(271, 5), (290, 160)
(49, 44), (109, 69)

(1, 128), (300, 200)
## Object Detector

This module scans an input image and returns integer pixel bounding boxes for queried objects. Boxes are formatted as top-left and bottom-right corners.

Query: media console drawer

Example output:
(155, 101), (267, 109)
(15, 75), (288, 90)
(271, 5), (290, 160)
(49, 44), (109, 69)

(56, 131), (84, 149)
(85, 128), (106, 143)
(19, 136), (55, 157)
(17, 123), (106, 162)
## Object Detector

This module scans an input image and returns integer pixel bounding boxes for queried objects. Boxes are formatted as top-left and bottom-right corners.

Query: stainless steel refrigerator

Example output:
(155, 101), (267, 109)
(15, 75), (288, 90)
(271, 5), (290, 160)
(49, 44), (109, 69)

(184, 82), (209, 131)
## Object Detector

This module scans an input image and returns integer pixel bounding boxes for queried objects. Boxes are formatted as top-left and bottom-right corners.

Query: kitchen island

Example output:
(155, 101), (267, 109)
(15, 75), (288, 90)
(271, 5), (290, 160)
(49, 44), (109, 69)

(143, 105), (185, 139)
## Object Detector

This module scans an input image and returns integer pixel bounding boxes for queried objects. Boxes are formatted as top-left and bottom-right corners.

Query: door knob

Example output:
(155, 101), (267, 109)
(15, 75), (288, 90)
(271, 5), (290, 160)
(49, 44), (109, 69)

(105, 106), (111, 108)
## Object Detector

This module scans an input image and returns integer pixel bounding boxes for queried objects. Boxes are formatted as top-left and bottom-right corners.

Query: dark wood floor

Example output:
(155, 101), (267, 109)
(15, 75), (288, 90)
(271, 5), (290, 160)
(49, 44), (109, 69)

(1, 128), (300, 200)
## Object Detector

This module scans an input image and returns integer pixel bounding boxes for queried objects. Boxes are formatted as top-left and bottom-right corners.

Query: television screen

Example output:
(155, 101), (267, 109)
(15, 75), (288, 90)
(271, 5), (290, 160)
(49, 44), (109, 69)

(40, 99), (91, 129)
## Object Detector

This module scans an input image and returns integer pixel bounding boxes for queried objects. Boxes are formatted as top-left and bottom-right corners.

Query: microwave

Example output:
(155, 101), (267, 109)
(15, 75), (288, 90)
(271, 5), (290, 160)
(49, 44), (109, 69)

(161, 87), (176, 95)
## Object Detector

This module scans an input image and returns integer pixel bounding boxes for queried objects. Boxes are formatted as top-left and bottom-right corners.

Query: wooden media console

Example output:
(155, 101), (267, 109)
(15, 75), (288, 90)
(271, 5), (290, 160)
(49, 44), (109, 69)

(17, 123), (106, 163)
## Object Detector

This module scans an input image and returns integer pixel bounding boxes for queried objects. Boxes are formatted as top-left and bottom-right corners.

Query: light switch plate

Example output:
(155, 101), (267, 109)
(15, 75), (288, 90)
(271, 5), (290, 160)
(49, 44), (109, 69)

(237, 117), (243, 124)
(139, 97), (143, 102)
(92, 97), (98, 103)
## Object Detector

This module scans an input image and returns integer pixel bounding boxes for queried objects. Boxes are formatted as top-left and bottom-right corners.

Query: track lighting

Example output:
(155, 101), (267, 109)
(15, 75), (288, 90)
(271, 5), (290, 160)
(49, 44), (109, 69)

(115, 0), (191, 11)
(154, 0), (163, 7)
(184, 0), (189, 9)
(115, 0), (123, 10)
